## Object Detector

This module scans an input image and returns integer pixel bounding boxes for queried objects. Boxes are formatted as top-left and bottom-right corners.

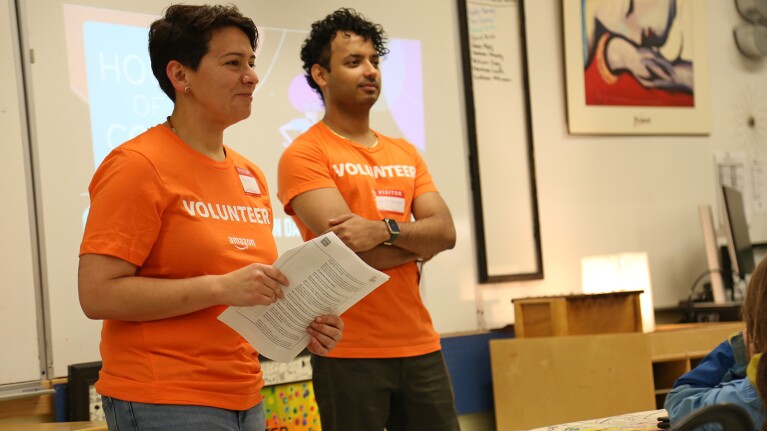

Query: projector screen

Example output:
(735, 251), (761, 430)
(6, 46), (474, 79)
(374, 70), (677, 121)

(19, 0), (477, 377)
(62, 4), (427, 242)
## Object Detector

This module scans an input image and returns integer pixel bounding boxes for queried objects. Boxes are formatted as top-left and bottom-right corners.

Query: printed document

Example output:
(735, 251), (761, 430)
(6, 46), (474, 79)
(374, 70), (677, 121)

(218, 232), (389, 362)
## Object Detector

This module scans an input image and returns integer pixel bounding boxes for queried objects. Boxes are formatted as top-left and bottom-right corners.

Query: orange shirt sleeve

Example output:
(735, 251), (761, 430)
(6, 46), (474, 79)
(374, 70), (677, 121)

(80, 148), (166, 266)
(277, 132), (336, 216)
(406, 139), (439, 199)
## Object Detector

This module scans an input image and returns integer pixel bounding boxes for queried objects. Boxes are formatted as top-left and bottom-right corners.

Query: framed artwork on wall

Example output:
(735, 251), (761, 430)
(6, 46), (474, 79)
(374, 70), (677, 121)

(563, 0), (710, 135)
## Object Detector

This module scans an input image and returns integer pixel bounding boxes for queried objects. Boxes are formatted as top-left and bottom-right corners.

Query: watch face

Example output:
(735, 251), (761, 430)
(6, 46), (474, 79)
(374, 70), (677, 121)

(383, 218), (400, 245)
(386, 218), (400, 233)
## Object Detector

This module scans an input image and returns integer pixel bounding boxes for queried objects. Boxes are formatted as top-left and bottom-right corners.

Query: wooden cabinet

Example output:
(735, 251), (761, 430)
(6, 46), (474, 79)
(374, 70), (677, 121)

(490, 332), (655, 431)
(490, 322), (744, 431)
(513, 291), (643, 337)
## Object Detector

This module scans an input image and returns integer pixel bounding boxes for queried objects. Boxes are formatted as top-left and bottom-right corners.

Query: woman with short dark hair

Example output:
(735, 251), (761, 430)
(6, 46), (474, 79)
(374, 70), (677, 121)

(78, 5), (343, 430)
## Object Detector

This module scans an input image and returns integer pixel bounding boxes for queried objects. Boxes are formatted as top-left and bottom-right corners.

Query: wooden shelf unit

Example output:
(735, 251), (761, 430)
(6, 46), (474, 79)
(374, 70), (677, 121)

(648, 323), (743, 408)
(490, 322), (744, 431)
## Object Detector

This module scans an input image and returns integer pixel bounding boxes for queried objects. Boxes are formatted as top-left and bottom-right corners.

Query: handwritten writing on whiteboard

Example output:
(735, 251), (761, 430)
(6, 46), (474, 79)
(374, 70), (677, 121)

(467, 0), (515, 83)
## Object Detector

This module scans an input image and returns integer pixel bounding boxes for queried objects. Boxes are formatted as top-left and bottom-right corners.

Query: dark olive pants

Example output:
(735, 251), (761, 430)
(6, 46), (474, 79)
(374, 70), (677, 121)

(311, 351), (460, 431)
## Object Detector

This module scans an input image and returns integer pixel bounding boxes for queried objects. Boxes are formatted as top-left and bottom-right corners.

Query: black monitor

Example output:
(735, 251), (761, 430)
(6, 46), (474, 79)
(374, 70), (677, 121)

(721, 186), (756, 277)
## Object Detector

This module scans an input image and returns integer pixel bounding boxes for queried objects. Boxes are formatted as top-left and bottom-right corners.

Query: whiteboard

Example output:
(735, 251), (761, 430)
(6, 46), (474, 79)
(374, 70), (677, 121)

(12, 0), (479, 380)
(459, 0), (543, 282)
(0, 0), (43, 385)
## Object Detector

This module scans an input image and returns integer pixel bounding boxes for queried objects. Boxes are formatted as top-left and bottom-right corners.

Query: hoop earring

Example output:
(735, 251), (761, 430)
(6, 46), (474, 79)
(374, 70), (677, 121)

(184, 86), (191, 94)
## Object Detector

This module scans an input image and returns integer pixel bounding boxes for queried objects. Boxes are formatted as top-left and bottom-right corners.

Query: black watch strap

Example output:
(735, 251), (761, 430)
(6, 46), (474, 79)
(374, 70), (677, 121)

(383, 218), (400, 245)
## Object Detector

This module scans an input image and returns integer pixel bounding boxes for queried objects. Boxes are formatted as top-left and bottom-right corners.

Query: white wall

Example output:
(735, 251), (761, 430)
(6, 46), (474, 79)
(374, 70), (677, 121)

(4, 0), (767, 382)
(479, 0), (767, 329)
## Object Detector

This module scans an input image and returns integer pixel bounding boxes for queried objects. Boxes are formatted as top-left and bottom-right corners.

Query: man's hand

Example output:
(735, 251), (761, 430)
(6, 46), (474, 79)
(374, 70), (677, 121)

(327, 213), (387, 252)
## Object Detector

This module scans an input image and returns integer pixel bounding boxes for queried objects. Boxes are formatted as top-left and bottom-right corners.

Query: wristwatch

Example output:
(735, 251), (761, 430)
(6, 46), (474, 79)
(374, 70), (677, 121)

(382, 218), (400, 245)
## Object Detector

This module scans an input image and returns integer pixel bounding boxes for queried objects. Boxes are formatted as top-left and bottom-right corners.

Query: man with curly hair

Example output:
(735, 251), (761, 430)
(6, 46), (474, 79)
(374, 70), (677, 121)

(277, 8), (460, 431)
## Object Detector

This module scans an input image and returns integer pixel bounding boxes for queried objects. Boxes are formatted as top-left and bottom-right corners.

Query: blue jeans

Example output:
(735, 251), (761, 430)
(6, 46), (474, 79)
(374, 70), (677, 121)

(101, 396), (265, 431)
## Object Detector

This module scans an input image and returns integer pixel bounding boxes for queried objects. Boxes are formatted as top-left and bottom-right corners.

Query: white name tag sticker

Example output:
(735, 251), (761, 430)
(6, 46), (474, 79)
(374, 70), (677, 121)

(236, 167), (261, 196)
(375, 189), (405, 214)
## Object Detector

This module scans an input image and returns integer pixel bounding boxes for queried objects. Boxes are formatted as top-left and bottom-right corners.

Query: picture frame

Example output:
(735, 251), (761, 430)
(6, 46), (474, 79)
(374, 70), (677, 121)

(68, 361), (102, 421)
(562, 0), (710, 135)
(457, 0), (544, 282)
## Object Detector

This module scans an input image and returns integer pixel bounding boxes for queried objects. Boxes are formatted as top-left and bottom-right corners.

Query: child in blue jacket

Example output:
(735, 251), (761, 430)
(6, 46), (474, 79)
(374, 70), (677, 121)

(665, 256), (767, 430)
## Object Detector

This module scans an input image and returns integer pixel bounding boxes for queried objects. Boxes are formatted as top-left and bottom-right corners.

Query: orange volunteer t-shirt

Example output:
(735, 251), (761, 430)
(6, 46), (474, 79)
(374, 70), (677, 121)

(278, 122), (441, 358)
(80, 125), (277, 410)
